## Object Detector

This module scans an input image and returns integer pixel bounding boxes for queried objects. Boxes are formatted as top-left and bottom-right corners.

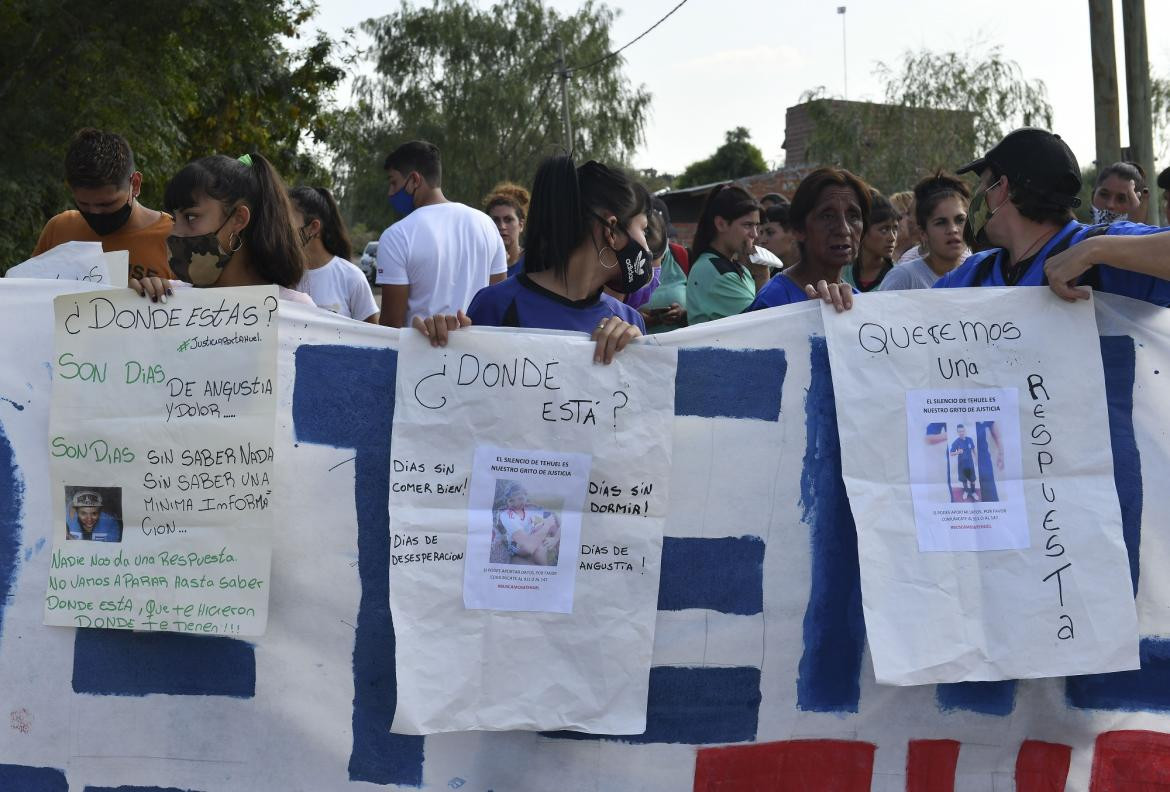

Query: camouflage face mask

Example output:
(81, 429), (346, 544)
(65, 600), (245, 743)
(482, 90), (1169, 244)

(167, 208), (239, 287)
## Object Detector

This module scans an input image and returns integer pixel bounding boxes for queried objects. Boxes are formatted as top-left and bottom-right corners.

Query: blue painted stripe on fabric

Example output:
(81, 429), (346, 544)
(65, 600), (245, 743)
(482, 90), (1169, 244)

(0, 418), (24, 647)
(1067, 638), (1170, 711)
(85, 786), (199, 792)
(1100, 335), (1143, 595)
(544, 665), (760, 744)
(936, 680), (1017, 716)
(674, 348), (786, 421)
(795, 337), (866, 713)
(657, 536), (764, 615)
(292, 345), (425, 787)
(72, 630), (255, 697)
(0, 764), (68, 792)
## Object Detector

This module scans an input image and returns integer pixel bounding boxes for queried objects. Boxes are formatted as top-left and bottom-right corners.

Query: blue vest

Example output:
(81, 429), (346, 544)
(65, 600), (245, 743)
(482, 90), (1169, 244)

(935, 220), (1170, 306)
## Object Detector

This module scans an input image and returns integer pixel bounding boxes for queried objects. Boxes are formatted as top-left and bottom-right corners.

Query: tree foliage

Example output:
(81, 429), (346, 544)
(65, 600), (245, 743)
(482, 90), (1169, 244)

(674, 127), (768, 189)
(0, 0), (345, 270)
(1151, 74), (1170, 163)
(331, 0), (651, 232)
(801, 46), (1053, 194)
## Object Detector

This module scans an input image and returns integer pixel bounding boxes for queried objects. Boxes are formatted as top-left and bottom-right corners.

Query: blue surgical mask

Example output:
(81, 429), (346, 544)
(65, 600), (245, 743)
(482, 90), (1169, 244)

(388, 179), (417, 217)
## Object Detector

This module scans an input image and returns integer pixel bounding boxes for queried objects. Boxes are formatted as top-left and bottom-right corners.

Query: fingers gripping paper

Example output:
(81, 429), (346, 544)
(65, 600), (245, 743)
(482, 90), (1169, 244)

(821, 288), (1139, 685)
(388, 329), (678, 734)
(44, 287), (279, 636)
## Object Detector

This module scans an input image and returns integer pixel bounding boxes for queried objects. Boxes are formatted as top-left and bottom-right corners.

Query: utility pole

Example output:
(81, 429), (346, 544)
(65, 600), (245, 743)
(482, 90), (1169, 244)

(1088, 0), (1121, 172)
(556, 39), (574, 155)
(1122, 0), (1157, 223)
(837, 6), (848, 100)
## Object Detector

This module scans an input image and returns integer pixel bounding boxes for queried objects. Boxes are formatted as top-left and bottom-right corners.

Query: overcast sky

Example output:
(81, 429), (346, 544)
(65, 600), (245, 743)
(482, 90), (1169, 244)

(313, 0), (1170, 177)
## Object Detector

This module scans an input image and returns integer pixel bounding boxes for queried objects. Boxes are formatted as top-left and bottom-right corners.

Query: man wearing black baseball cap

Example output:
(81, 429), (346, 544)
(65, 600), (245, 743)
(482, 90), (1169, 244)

(933, 127), (1170, 305)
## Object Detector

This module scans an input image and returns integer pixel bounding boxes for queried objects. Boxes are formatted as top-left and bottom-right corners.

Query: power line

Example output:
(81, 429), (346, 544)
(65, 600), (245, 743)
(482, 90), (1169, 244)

(568, 0), (691, 75)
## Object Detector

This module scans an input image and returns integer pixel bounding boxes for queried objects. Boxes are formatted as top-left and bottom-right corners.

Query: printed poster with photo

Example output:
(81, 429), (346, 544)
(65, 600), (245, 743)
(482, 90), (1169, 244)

(464, 446), (590, 612)
(820, 288), (1138, 685)
(387, 328), (678, 733)
(906, 388), (1027, 551)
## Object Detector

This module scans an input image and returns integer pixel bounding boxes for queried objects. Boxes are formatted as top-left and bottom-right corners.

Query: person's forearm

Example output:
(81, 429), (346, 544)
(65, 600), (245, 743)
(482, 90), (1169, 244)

(1084, 231), (1170, 279)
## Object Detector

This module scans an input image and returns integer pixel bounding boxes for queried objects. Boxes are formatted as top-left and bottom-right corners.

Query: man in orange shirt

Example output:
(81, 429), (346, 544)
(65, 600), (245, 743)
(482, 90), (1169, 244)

(32, 128), (174, 280)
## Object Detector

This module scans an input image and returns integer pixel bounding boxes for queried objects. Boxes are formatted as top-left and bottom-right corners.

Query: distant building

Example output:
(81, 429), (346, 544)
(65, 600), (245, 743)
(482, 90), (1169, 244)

(658, 98), (976, 247)
(783, 99), (977, 192)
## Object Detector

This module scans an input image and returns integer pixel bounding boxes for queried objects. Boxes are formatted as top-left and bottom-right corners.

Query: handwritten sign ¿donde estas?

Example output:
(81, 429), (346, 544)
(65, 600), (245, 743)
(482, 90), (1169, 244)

(44, 286), (280, 636)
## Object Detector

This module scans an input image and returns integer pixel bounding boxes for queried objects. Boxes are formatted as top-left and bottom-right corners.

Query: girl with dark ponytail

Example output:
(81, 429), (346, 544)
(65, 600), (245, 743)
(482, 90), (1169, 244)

(289, 186), (379, 322)
(130, 152), (313, 304)
(413, 155), (653, 364)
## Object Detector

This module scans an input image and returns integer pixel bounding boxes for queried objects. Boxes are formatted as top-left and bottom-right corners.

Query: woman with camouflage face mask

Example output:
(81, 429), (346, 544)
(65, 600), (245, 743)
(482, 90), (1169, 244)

(130, 153), (314, 305)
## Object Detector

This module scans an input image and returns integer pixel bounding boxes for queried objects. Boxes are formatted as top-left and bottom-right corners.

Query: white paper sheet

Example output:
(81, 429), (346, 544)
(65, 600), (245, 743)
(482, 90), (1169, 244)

(388, 328), (677, 734)
(7, 241), (111, 284)
(821, 288), (1139, 684)
(44, 286), (280, 636)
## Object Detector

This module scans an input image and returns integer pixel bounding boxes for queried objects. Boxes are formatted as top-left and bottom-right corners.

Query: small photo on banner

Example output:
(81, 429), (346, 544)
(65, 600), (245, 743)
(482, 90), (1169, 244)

(464, 445), (591, 612)
(905, 387), (1027, 551)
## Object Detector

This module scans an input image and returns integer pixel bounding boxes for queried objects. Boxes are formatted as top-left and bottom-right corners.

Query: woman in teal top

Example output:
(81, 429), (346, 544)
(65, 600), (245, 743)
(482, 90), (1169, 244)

(684, 185), (762, 325)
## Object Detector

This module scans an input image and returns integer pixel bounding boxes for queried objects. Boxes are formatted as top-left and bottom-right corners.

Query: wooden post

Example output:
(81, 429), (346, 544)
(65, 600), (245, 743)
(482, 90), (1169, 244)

(1088, 0), (1122, 173)
(1122, 0), (1157, 223)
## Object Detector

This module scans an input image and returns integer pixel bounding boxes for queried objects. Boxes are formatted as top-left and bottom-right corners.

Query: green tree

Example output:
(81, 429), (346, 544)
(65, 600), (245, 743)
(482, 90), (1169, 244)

(801, 46), (1053, 194)
(1152, 74), (1170, 162)
(0, 0), (345, 271)
(674, 127), (768, 189)
(331, 0), (651, 232)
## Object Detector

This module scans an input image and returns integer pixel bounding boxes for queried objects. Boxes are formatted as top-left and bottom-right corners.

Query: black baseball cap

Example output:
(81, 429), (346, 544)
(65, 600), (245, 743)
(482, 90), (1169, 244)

(957, 128), (1082, 208)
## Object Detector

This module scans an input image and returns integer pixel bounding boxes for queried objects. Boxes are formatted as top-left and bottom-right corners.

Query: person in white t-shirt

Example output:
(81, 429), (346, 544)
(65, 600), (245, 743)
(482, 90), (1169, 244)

(879, 172), (971, 291)
(376, 141), (507, 327)
(289, 186), (378, 323)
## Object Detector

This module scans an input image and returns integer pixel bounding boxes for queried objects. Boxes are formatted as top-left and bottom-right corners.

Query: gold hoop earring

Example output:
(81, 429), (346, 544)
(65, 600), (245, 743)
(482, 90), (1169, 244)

(598, 245), (617, 269)
(227, 232), (243, 253)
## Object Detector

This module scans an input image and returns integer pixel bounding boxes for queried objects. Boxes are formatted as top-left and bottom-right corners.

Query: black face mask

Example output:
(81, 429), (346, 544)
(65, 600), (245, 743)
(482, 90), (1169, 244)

(608, 236), (654, 294)
(167, 209), (239, 287)
(78, 196), (133, 236)
(595, 214), (654, 294)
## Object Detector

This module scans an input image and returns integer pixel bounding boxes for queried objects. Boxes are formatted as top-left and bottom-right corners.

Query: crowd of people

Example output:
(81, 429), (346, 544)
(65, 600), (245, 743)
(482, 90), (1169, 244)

(22, 126), (1170, 364)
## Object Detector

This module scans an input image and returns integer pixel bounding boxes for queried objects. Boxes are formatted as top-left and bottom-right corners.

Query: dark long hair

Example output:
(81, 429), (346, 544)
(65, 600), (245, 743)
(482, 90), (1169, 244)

(523, 155), (649, 280)
(914, 171), (971, 228)
(165, 153), (305, 288)
(691, 184), (761, 261)
(289, 186), (353, 261)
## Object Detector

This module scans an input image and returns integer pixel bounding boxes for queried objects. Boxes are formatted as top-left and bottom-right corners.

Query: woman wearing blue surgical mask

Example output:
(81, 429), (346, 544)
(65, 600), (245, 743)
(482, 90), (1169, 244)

(130, 153), (314, 305)
(411, 155), (651, 364)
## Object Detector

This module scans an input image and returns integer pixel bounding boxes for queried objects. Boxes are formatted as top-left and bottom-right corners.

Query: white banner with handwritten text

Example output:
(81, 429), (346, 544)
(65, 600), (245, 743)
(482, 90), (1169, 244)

(388, 328), (677, 734)
(821, 288), (1139, 685)
(44, 287), (279, 636)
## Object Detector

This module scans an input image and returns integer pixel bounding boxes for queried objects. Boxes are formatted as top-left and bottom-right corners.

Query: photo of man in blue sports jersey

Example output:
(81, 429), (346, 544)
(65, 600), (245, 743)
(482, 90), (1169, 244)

(950, 425), (978, 502)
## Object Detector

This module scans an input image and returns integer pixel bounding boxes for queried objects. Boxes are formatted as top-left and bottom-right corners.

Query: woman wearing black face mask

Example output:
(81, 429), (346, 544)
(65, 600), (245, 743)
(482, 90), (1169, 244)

(413, 156), (650, 364)
(130, 153), (313, 305)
